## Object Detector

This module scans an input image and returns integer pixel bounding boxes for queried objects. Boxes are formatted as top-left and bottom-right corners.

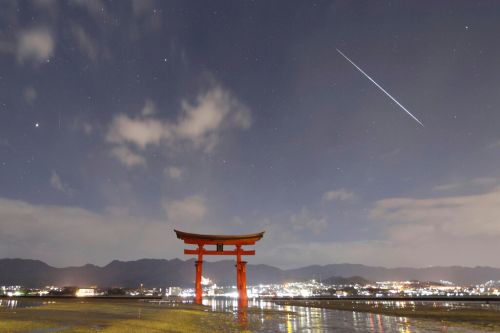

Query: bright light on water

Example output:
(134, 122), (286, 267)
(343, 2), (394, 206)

(197, 298), (489, 332)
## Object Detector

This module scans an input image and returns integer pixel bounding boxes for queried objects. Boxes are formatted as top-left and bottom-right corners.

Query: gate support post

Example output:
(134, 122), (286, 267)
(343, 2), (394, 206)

(236, 245), (248, 304)
(195, 245), (204, 304)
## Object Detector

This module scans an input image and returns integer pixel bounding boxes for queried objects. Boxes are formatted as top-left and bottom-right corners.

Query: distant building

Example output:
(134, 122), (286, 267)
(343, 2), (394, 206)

(166, 287), (183, 296)
(76, 288), (95, 297)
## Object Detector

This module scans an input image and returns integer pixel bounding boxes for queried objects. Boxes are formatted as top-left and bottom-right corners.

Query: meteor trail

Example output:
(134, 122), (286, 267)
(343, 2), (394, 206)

(336, 49), (424, 127)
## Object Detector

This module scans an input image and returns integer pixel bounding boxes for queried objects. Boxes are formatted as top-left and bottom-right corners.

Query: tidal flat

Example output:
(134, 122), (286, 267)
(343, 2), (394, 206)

(2, 298), (500, 332)
(0, 298), (280, 333)
(274, 299), (500, 332)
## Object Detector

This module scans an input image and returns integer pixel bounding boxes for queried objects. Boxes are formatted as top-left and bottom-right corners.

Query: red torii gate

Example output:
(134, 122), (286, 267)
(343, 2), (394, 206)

(174, 230), (264, 304)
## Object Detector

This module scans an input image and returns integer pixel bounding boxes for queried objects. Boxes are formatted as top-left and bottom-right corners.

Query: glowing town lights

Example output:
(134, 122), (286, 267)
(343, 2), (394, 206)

(300, 289), (312, 297)
(201, 276), (212, 286)
(3, 278), (500, 299)
(227, 291), (239, 299)
(75, 288), (95, 297)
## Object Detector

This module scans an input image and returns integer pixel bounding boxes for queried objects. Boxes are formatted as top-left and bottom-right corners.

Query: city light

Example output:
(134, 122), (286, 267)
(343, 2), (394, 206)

(2, 279), (500, 299)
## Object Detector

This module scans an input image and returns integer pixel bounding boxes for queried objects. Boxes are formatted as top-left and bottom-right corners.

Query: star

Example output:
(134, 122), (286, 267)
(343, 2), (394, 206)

(34, 122), (40, 128)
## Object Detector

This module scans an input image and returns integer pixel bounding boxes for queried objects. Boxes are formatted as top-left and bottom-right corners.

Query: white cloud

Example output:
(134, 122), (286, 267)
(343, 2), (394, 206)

(107, 115), (169, 150)
(370, 187), (500, 238)
(176, 87), (251, 151)
(486, 140), (500, 149)
(433, 177), (498, 192)
(110, 146), (146, 168)
(0, 197), (181, 266)
(70, 117), (95, 136)
(50, 171), (74, 196)
(106, 86), (251, 166)
(17, 28), (54, 64)
(290, 207), (327, 235)
(141, 99), (156, 116)
(2, 185), (500, 268)
(323, 189), (356, 202)
(255, 185), (500, 268)
(471, 177), (498, 186)
(165, 166), (183, 180)
(257, 236), (499, 269)
(432, 183), (460, 191)
(71, 24), (98, 61)
(163, 195), (207, 227)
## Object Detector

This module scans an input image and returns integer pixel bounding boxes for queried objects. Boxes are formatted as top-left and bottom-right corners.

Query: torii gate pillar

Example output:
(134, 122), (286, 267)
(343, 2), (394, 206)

(174, 230), (264, 305)
(235, 244), (248, 302)
(195, 260), (203, 303)
(236, 260), (247, 302)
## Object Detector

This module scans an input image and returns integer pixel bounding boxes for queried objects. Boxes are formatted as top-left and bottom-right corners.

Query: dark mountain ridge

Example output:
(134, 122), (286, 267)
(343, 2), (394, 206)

(1, 258), (499, 288)
(322, 276), (372, 286)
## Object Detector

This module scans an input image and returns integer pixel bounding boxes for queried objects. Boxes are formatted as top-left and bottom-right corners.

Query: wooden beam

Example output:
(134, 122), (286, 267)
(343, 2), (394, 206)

(174, 230), (264, 242)
(184, 249), (255, 256)
(181, 238), (257, 246)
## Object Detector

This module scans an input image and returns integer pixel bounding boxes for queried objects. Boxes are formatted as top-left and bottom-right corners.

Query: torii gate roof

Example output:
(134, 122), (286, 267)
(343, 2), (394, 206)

(174, 229), (265, 245)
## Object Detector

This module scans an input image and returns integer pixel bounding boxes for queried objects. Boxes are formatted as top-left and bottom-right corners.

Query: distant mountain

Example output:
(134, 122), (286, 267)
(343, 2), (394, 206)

(322, 276), (371, 286)
(0, 258), (288, 288)
(1, 258), (500, 288)
(286, 263), (500, 285)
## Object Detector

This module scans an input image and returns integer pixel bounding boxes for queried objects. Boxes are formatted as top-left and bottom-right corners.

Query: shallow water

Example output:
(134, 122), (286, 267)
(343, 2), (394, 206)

(201, 298), (491, 332)
(0, 299), (46, 309)
(1, 298), (494, 332)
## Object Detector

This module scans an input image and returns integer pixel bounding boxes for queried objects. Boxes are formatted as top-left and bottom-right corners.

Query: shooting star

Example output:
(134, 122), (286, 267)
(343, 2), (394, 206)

(336, 49), (424, 127)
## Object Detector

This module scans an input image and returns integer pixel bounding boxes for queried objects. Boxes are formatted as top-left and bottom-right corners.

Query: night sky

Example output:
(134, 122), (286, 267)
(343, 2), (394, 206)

(2, 0), (500, 268)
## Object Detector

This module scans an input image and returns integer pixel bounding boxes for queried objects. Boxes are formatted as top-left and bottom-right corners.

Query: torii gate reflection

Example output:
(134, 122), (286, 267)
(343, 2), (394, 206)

(174, 230), (264, 306)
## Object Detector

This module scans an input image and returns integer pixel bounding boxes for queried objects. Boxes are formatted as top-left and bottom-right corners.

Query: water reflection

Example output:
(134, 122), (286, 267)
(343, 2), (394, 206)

(349, 300), (500, 312)
(0, 299), (49, 309)
(0, 299), (18, 309)
(2, 298), (494, 332)
(200, 298), (489, 332)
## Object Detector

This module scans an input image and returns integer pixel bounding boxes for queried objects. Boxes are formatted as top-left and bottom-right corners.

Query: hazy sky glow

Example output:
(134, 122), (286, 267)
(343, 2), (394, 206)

(2, 1), (500, 268)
